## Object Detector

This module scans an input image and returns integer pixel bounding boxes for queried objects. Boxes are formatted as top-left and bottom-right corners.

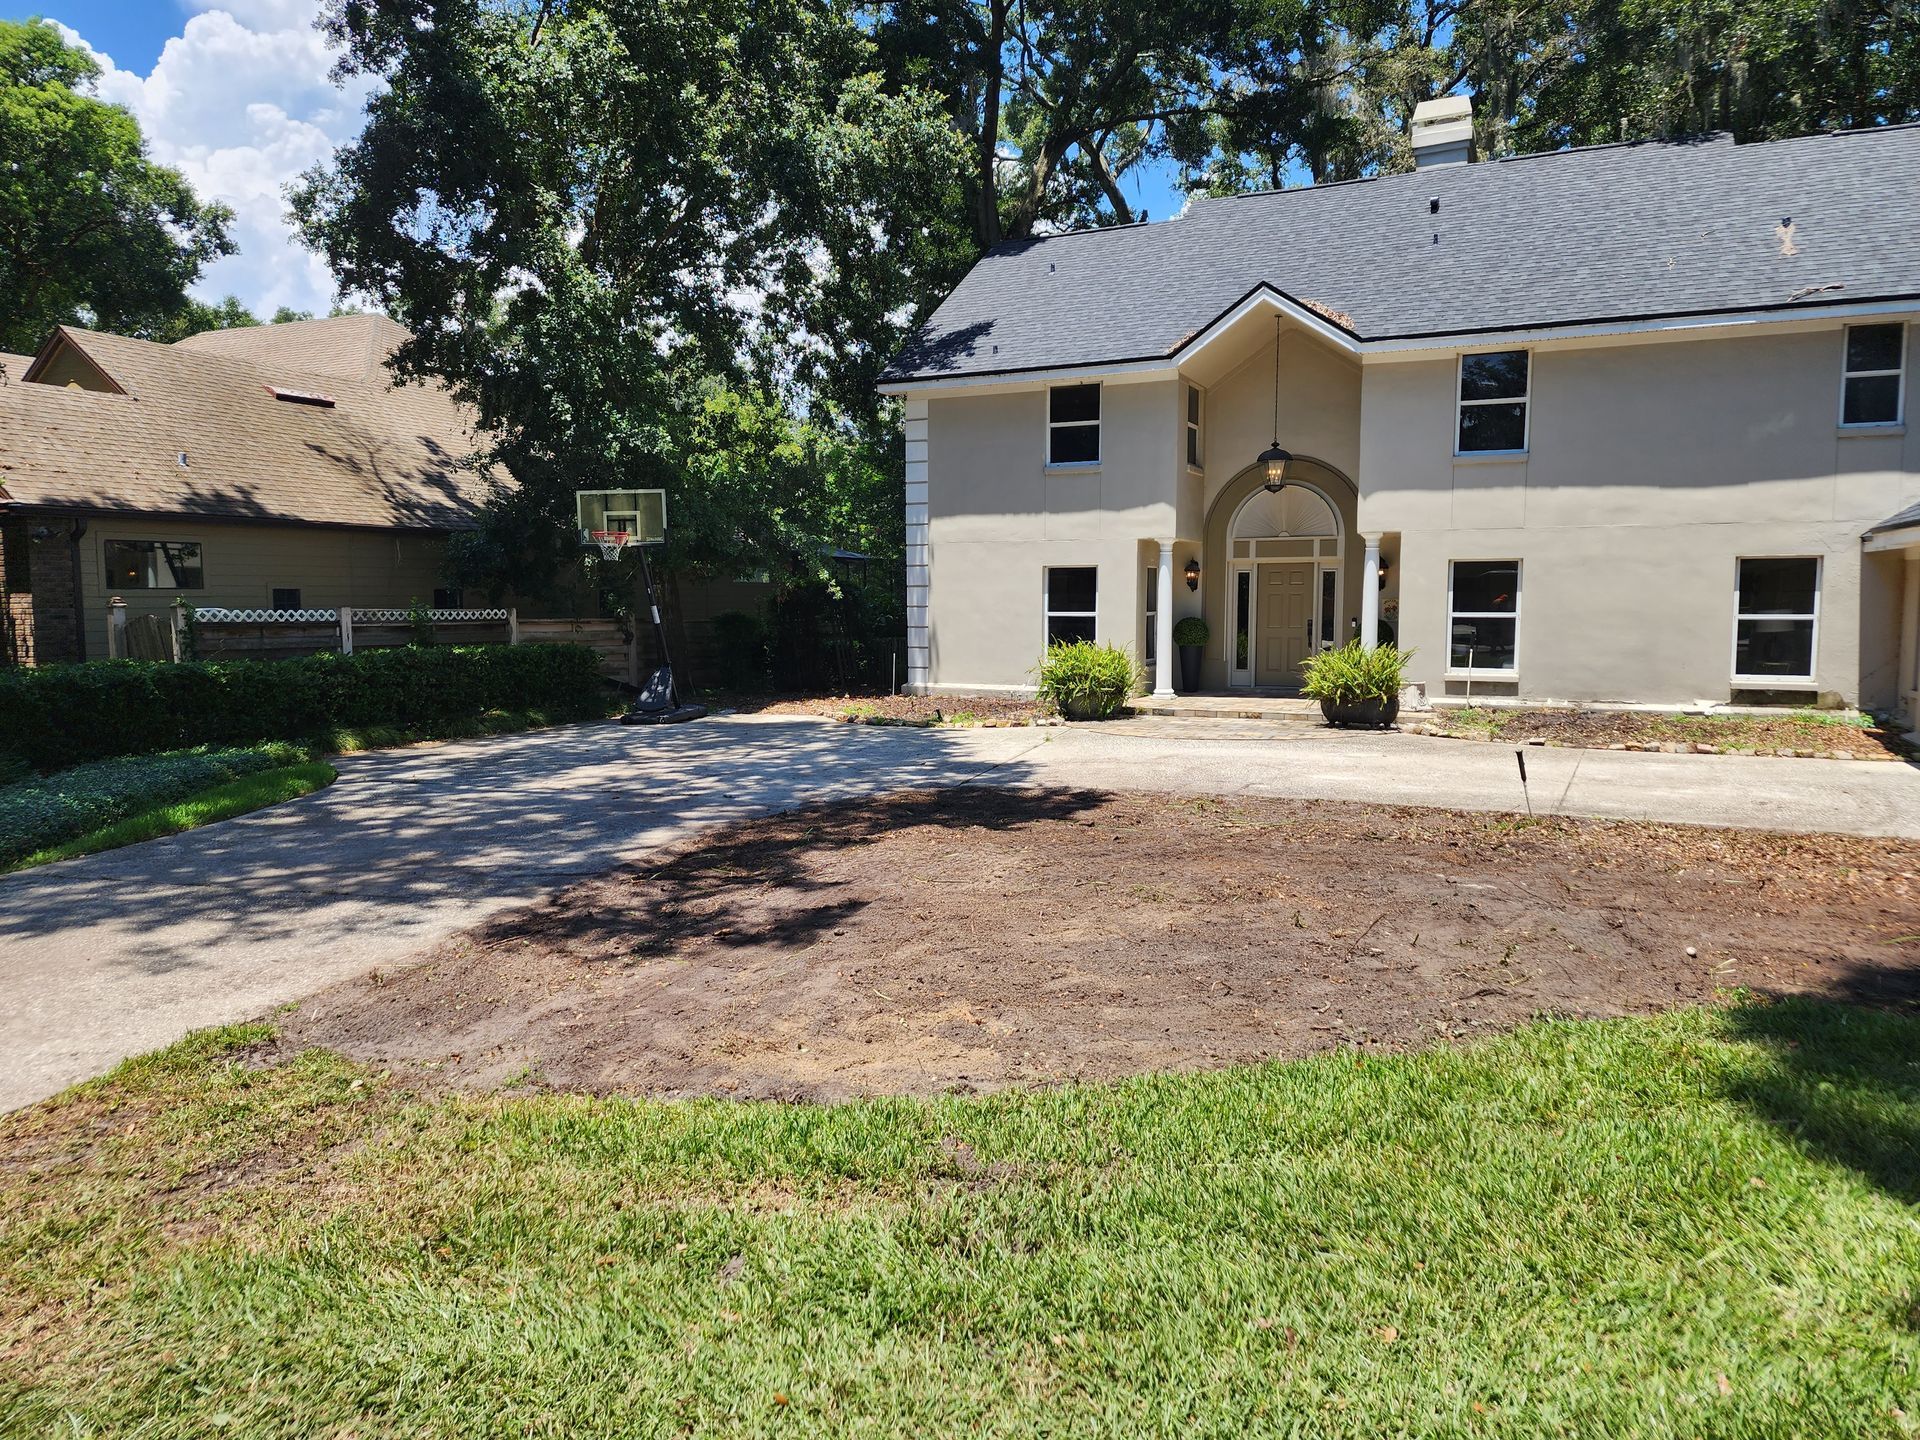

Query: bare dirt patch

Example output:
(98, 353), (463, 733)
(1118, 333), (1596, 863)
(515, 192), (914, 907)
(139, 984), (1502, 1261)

(723, 693), (1048, 726)
(275, 790), (1920, 1100)
(1409, 706), (1915, 759)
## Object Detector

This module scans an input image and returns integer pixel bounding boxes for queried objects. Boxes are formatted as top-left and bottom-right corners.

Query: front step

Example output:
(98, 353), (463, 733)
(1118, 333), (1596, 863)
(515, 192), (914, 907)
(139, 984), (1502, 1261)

(1129, 695), (1320, 721)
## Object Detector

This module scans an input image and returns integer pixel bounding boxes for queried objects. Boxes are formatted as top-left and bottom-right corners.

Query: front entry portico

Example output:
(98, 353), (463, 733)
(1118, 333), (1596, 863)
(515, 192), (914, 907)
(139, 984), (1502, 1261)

(1202, 457), (1358, 693)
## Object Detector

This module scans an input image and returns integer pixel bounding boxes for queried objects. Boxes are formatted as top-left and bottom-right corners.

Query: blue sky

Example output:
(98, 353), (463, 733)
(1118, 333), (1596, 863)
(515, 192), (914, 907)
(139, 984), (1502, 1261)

(14, 2), (1194, 316)
(11, 2), (376, 316)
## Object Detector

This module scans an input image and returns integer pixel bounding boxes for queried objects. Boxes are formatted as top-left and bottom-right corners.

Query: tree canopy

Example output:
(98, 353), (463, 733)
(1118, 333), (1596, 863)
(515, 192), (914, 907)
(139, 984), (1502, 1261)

(293, 0), (1914, 601)
(294, 0), (970, 597)
(0, 20), (236, 353)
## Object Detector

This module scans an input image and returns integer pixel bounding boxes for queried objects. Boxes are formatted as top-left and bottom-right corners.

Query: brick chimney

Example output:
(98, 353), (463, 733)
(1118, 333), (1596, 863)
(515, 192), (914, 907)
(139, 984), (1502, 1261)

(1411, 96), (1474, 169)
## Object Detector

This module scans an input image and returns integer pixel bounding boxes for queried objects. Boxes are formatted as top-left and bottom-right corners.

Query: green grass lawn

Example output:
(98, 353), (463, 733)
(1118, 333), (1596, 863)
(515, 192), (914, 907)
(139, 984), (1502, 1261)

(3, 1003), (1915, 1436)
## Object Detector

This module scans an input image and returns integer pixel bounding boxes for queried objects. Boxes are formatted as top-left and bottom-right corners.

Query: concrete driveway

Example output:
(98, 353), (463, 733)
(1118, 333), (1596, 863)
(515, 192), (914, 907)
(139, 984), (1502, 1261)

(4, 713), (1916, 1110)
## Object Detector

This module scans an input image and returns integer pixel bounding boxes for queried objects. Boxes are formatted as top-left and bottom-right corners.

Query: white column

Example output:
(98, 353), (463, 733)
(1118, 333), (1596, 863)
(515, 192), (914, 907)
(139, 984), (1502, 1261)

(1359, 532), (1383, 649)
(1152, 540), (1176, 697)
(1900, 553), (1920, 722)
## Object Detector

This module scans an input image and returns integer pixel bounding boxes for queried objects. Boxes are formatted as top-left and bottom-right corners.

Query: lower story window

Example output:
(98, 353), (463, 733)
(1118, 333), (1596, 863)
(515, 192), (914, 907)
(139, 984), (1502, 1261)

(1143, 567), (1157, 664)
(271, 588), (301, 611)
(104, 539), (203, 590)
(433, 587), (463, 609)
(1449, 559), (1519, 672)
(1234, 571), (1251, 669)
(1734, 556), (1819, 682)
(1045, 566), (1097, 647)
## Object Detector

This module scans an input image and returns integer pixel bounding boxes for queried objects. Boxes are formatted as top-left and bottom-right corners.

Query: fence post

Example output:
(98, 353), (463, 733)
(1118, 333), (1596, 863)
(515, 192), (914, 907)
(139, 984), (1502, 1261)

(107, 596), (127, 659)
(169, 598), (188, 661)
(507, 607), (519, 646)
(338, 606), (354, 655)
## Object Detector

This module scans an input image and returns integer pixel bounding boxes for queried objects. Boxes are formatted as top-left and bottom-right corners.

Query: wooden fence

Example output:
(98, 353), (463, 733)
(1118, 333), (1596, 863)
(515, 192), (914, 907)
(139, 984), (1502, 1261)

(104, 599), (637, 682)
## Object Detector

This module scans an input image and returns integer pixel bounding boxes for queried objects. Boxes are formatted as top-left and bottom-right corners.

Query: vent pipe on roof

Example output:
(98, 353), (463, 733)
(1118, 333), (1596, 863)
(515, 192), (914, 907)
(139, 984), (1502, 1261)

(1411, 96), (1473, 169)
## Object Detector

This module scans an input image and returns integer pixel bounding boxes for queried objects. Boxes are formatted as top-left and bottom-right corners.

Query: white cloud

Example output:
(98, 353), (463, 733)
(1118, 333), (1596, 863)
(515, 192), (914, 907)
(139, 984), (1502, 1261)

(53, 5), (377, 318)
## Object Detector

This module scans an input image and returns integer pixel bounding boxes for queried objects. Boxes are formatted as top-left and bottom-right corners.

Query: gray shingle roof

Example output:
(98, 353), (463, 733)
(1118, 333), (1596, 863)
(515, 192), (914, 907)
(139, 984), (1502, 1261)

(1869, 499), (1920, 535)
(884, 125), (1920, 382)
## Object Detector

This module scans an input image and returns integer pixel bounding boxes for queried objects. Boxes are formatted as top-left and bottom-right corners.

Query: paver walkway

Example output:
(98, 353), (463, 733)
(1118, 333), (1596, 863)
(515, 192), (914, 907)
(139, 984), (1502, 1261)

(4, 713), (1915, 1109)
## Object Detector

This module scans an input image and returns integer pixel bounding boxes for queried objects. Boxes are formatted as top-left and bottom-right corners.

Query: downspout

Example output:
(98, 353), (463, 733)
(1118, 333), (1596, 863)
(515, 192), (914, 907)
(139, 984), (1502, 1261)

(67, 516), (88, 661)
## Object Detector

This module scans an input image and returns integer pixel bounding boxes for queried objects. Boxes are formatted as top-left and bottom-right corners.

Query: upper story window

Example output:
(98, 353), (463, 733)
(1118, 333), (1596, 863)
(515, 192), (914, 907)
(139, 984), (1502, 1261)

(1456, 350), (1529, 453)
(104, 539), (203, 590)
(1048, 383), (1100, 466)
(1841, 324), (1906, 427)
(1185, 384), (1203, 469)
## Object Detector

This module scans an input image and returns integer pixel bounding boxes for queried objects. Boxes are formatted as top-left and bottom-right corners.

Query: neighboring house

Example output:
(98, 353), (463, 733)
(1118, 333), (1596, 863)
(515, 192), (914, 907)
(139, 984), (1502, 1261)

(881, 101), (1920, 726)
(0, 315), (495, 665)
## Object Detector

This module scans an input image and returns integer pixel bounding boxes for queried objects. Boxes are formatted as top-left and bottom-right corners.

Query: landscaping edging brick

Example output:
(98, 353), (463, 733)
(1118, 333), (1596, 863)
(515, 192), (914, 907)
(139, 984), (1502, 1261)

(1397, 719), (1913, 762)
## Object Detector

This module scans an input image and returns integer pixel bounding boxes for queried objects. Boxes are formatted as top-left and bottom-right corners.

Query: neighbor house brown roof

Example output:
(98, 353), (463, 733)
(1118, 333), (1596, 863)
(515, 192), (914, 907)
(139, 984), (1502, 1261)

(0, 315), (499, 532)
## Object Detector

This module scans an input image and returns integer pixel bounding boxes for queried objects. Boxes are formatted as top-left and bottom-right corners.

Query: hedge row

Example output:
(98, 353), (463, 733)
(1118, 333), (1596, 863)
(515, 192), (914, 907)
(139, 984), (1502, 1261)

(0, 744), (305, 866)
(0, 645), (608, 771)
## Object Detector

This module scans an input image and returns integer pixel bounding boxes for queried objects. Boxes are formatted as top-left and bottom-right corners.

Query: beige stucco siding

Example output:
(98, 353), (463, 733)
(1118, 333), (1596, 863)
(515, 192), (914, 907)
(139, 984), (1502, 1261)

(80, 517), (449, 660)
(1362, 326), (1920, 706)
(925, 380), (1178, 688)
(913, 318), (1916, 707)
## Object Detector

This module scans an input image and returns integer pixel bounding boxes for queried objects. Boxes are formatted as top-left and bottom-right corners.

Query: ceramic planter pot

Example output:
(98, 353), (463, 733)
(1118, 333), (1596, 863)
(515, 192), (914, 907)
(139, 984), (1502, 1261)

(1319, 694), (1400, 728)
(1177, 644), (1204, 693)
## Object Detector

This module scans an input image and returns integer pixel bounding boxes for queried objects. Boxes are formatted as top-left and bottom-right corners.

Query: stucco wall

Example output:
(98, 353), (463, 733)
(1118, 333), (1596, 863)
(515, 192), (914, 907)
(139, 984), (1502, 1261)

(913, 320), (1918, 706)
(78, 517), (451, 661)
(1360, 325), (1920, 707)
(924, 379), (1179, 689)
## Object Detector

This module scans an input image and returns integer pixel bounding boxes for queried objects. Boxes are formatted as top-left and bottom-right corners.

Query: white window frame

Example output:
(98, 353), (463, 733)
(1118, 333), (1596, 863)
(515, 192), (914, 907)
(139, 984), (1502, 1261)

(1445, 559), (1521, 677)
(1184, 382), (1204, 472)
(1043, 565), (1098, 649)
(1045, 382), (1101, 468)
(1454, 350), (1531, 457)
(1731, 555), (1821, 689)
(1839, 323), (1907, 429)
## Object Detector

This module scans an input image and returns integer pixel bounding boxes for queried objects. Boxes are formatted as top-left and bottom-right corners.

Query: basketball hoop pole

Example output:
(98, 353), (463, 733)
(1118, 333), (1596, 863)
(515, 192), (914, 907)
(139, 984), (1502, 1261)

(633, 540), (680, 709)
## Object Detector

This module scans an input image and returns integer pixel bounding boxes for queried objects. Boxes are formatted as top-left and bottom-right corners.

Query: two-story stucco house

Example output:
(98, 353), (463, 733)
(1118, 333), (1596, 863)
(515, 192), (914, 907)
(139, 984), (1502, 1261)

(879, 100), (1920, 728)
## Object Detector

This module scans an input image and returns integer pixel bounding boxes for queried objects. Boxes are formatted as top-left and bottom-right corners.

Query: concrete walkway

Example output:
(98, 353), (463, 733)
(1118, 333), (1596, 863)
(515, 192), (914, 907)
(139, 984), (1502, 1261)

(3, 713), (1915, 1110)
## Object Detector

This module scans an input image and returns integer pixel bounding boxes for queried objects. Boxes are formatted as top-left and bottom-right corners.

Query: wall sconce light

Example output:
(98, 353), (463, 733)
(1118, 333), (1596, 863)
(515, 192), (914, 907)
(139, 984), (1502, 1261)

(1184, 558), (1200, 592)
(1377, 555), (1393, 589)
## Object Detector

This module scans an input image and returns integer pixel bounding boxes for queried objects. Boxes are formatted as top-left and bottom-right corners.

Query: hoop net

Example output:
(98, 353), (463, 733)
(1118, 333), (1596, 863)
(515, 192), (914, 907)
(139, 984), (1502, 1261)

(587, 529), (638, 562)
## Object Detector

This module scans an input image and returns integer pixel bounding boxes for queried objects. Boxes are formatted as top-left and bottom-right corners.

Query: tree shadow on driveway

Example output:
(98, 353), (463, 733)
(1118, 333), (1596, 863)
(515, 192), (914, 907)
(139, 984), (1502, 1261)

(472, 784), (1111, 962)
(0, 717), (1045, 981)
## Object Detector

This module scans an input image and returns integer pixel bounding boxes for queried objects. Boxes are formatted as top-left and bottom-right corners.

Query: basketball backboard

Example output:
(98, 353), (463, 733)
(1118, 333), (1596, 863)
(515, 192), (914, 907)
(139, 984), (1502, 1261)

(575, 489), (666, 548)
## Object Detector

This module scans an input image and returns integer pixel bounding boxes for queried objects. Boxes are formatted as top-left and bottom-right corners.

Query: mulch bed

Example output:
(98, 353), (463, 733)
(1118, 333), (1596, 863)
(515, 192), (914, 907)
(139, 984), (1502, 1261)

(722, 693), (1050, 726)
(1405, 707), (1915, 760)
(271, 789), (1920, 1101)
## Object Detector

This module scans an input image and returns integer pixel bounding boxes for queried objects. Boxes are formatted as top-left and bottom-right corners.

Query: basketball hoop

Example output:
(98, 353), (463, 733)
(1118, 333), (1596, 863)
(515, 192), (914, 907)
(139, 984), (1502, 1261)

(572, 485), (706, 726)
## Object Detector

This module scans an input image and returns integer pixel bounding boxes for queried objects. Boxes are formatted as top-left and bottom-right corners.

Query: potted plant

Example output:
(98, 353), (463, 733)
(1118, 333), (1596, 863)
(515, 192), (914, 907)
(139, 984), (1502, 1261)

(1035, 640), (1143, 721)
(1300, 640), (1414, 728)
(1172, 616), (1209, 693)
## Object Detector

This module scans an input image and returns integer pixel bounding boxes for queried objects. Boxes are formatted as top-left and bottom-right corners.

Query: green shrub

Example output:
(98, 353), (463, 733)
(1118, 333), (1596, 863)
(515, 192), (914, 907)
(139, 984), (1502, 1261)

(0, 644), (607, 771)
(1172, 616), (1209, 647)
(1034, 641), (1142, 720)
(0, 744), (304, 865)
(1299, 641), (1414, 705)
